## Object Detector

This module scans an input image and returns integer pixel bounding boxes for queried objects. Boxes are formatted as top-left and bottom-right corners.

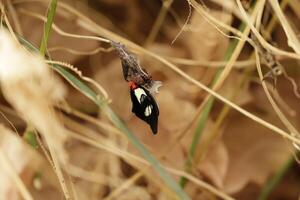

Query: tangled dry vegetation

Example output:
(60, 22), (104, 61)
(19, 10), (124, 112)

(0, 0), (300, 199)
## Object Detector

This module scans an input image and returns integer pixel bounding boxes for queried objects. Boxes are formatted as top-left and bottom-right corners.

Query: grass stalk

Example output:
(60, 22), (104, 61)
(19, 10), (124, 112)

(39, 0), (57, 56)
(144, 0), (173, 46)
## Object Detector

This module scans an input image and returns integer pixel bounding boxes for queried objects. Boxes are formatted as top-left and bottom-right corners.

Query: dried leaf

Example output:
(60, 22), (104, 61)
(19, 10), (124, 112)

(222, 110), (290, 194)
(198, 141), (229, 189)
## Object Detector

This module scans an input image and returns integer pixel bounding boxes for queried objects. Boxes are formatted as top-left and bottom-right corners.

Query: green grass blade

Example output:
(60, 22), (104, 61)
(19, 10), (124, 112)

(39, 0), (57, 56)
(23, 0), (57, 148)
(18, 35), (191, 200)
(23, 129), (38, 149)
(257, 156), (294, 200)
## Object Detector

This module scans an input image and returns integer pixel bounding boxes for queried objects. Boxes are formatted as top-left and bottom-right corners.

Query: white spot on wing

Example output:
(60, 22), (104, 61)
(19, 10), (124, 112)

(144, 105), (152, 116)
(134, 88), (147, 103)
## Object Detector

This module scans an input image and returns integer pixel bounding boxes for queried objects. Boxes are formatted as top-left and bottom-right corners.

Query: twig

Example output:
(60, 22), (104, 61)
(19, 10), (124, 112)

(144, 0), (173, 46)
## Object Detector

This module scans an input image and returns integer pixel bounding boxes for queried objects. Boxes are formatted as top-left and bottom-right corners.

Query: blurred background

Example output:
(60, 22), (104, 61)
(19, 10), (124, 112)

(1, 0), (300, 199)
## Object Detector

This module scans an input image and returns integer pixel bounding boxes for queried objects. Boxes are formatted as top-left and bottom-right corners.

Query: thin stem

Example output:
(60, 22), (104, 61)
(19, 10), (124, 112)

(144, 0), (173, 46)
(39, 0), (57, 56)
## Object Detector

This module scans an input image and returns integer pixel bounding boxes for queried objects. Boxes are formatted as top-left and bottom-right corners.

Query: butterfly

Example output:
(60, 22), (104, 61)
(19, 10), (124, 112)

(111, 41), (161, 134)
(129, 81), (159, 134)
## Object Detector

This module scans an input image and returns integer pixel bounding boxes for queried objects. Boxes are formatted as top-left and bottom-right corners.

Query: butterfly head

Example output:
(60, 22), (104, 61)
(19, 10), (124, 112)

(129, 81), (138, 90)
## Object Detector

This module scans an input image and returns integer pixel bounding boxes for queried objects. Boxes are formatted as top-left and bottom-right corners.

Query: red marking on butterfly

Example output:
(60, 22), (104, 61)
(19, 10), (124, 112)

(129, 81), (138, 90)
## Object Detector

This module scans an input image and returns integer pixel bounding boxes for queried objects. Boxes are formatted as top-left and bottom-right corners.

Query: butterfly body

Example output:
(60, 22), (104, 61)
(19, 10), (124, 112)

(129, 82), (159, 134)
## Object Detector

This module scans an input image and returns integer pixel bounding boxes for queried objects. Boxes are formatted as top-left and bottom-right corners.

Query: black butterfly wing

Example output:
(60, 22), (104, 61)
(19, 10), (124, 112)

(130, 89), (139, 113)
(138, 94), (158, 134)
(143, 90), (159, 134)
(130, 87), (159, 134)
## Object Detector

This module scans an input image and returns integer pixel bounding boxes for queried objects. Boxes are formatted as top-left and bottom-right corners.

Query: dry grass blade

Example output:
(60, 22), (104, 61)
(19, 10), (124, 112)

(268, 0), (300, 54)
(235, 0), (300, 59)
(254, 49), (300, 150)
(5, 0), (23, 35)
(48, 46), (113, 55)
(167, 56), (256, 68)
(253, 4), (300, 150)
(144, 0), (173, 46)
